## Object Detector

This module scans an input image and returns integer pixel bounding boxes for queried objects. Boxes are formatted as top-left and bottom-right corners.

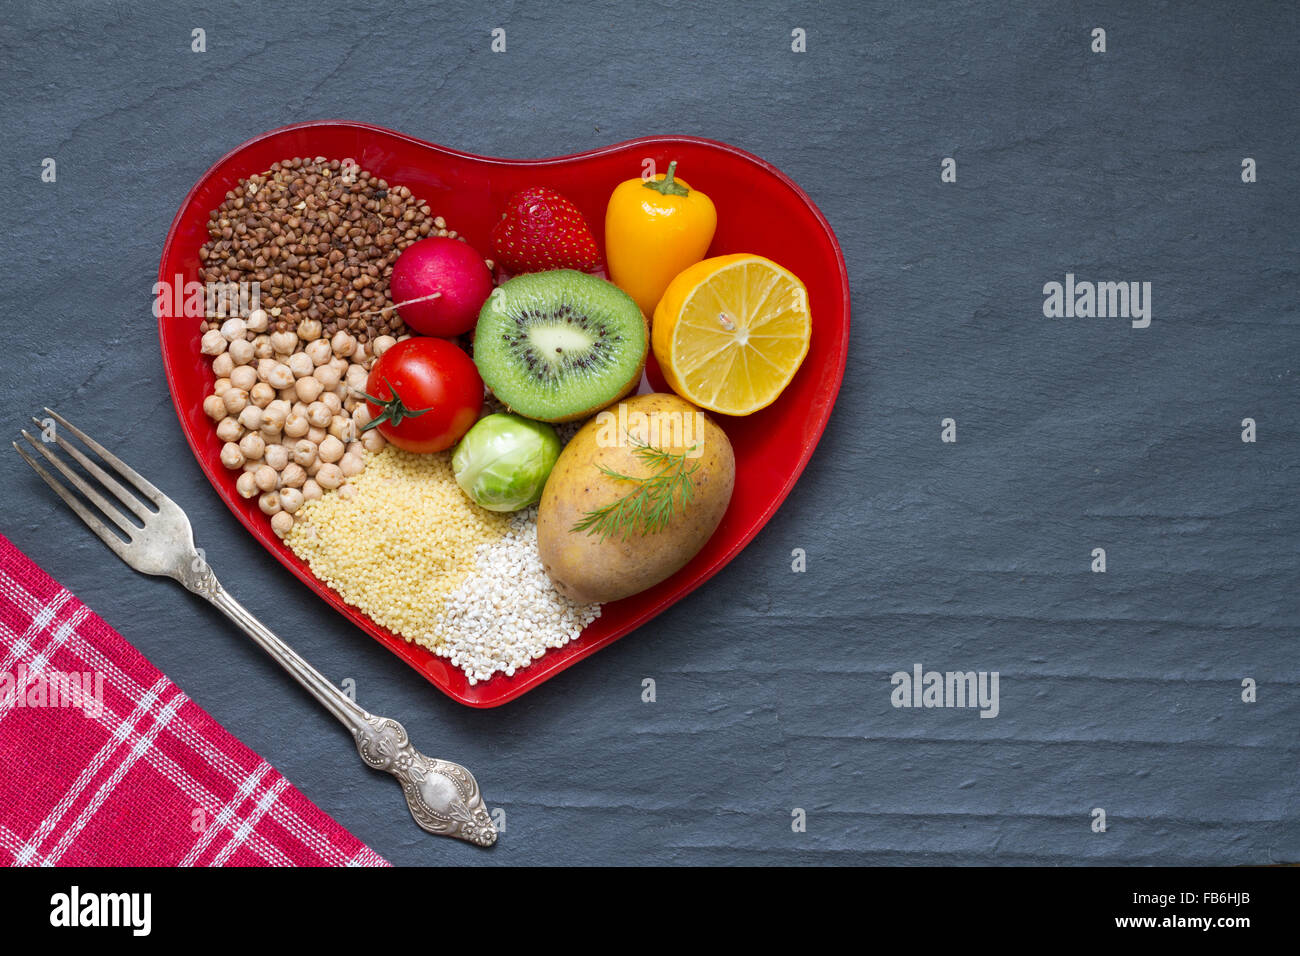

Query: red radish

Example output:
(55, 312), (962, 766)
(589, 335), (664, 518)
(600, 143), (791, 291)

(390, 237), (494, 337)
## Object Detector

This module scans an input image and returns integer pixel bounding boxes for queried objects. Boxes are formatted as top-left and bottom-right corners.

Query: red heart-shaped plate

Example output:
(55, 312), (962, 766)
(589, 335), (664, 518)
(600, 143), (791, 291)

(159, 121), (849, 707)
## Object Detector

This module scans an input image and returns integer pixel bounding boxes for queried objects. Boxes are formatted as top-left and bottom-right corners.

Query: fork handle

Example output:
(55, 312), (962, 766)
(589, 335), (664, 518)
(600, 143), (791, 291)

(204, 584), (497, 847)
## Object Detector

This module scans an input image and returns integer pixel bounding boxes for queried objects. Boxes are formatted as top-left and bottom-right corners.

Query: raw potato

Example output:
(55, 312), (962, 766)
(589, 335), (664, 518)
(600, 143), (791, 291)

(537, 393), (734, 604)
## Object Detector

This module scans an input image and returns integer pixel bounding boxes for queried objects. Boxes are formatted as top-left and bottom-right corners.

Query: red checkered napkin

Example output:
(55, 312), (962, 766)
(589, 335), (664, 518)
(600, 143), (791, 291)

(0, 532), (388, 867)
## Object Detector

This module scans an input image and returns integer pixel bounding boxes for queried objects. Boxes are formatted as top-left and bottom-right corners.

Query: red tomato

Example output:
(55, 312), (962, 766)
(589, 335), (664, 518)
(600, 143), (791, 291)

(362, 338), (483, 453)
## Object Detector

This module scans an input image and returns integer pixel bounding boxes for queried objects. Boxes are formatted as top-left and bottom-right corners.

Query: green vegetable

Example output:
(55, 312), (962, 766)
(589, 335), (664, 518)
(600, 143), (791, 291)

(452, 413), (561, 512)
(570, 438), (700, 542)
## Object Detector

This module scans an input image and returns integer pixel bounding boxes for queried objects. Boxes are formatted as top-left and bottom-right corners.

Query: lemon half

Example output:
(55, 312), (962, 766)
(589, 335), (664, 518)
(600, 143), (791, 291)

(652, 254), (811, 416)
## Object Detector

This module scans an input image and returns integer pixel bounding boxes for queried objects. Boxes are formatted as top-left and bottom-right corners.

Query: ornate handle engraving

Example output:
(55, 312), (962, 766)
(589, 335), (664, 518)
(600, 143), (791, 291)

(207, 588), (497, 848)
(354, 714), (497, 847)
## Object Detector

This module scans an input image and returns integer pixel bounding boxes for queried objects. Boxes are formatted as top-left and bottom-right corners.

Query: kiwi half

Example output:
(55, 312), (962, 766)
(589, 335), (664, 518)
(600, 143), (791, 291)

(472, 270), (648, 423)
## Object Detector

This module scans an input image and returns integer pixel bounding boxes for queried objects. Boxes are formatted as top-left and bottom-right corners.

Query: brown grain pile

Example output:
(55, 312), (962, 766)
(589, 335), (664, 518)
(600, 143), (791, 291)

(198, 157), (459, 342)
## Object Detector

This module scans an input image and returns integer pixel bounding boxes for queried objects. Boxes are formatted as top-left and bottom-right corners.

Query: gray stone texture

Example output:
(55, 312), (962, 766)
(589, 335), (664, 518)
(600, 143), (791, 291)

(0, 1), (1295, 865)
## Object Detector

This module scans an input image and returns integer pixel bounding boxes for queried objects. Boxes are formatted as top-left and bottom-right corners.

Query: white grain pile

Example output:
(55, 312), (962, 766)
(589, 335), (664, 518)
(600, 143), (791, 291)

(432, 506), (601, 684)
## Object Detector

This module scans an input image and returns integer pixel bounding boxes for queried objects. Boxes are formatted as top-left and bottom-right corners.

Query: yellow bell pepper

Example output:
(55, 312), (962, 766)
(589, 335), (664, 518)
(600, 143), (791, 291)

(605, 161), (717, 319)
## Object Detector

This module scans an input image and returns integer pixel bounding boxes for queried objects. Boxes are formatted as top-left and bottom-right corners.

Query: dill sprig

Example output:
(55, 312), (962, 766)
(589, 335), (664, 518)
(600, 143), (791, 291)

(571, 437), (701, 542)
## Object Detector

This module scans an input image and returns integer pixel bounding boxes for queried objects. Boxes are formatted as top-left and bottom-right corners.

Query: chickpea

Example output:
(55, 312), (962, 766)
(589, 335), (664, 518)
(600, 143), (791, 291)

(284, 409), (310, 438)
(220, 317), (246, 341)
(305, 339), (333, 367)
(203, 394), (226, 422)
(235, 471), (259, 499)
(317, 435), (345, 464)
(238, 432), (265, 460)
(256, 358), (279, 383)
(252, 334), (274, 359)
(353, 343), (370, 366)
(254, 465), (279, 492)
(262, 400), (289, 432)
(328, 415), (356, 442)
(271, 511), (294, 537)
(306, 426), (327, 445)
(321, 391), (342, 415)
(306, 402), (332, 429)
(372, 335), (397, 358)
(219, 442), (244, 470)
(302, 479), (323, 501)
(337, 484), (356, 501)
(361, 429), (387, 453)
(277, 386), (298, 403)
(201, 329), (227, 356)
(267, 363), (294, 390)
(229, 365), (257, 392)
(265, 443), (290, 471)
(315, 463), (343, 490)
(306, 458), (322, 477)
(329, 356), (350, 377)
(237, 404), (264, 431)
(280, 463), (307, 489)
(213, 377), (232, 396)
(351, 405), (372, 430)
(295, 376), (324, 404)
(339, 452), (364, 478)
(258, 491), (282, 516)
(215, 417), (243, 443)
(259, 424), (283, 446)
(250, 382), (275, 408)
(345, 364), (368, 390)
(331, 330), (356, 357)
(222, 388), (249, 416)
(297, 318), (323, 341)
(313, 364), (341, 390)
(292, 440), (317, 468)
(270, 330), (297, 355)
(279, 487), (306, 514)
(212, 352), (235, 378)
(287, 352), (314, 379)
(228, 338), (255, 367)
(246, 308), (269, 333)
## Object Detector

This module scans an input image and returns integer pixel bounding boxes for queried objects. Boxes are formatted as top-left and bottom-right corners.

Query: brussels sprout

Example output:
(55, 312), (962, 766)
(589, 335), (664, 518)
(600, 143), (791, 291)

(452, 413), (561, 512)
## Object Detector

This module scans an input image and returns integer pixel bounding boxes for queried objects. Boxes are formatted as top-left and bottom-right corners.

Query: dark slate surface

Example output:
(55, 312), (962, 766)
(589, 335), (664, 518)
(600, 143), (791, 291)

(1, 1), (1296, 866)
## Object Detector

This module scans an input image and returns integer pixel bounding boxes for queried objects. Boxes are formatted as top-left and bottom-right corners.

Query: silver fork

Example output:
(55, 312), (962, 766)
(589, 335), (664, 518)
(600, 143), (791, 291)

(13, 409), (497, 848)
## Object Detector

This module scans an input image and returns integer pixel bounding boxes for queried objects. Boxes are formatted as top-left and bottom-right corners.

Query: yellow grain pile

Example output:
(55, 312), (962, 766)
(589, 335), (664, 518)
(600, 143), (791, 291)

(285, 446), (510, 645)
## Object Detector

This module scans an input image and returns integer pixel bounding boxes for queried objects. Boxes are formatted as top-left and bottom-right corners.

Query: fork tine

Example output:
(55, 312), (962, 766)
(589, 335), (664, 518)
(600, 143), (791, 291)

(42, 408), (167, 508)
(33, 417), (153, 522)
(12, 441), (133, 564)
(19, 431), (140, 539)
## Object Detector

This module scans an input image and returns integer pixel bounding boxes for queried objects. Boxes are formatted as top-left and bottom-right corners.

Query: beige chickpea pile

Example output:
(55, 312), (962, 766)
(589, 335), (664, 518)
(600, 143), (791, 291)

(201, 307), (402, 536)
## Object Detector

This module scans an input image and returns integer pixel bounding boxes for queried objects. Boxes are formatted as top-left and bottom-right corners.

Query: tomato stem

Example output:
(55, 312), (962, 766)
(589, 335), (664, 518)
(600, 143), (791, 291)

(358, 377), (431, 433)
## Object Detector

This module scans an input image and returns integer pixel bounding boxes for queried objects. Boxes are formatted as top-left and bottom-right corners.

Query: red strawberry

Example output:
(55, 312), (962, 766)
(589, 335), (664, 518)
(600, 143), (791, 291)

(490, 187), (603, 274)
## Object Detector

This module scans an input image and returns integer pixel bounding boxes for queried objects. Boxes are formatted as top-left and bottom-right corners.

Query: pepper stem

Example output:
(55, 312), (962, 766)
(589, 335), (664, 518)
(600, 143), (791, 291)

(357, 377), (431, 432)
(643, 160), (690, 197)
